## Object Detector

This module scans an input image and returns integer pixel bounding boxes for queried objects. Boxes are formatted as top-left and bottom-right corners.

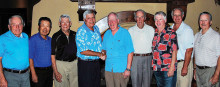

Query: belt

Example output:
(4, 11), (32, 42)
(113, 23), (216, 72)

(177, 60), (184, 62)
(35, 66), (52, 70)
(57, 58), (76, 62)
(3, 68), (29, 74)
(196, 65), (211, 69)
(78, 58), (99, 62)
(133, 53), (152, 56)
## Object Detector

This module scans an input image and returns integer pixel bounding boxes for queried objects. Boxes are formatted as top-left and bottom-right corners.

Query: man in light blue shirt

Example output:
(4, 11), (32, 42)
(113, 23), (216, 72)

(102, 12), (134, 87)
(0, 15), (30, 87)
(170, 8), (194, 87)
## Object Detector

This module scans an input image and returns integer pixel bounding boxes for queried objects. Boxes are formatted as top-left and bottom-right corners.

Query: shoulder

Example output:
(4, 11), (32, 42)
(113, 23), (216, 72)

(22, 32), (29, 39)
(52, 30), (61, 38)
(145, 24), (154, 30)
(29, 33), (38, 40)
(128, 25), (135, 31)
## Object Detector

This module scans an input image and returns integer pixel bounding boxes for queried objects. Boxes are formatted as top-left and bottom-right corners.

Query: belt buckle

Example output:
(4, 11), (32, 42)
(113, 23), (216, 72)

(18, 70), (22, 74)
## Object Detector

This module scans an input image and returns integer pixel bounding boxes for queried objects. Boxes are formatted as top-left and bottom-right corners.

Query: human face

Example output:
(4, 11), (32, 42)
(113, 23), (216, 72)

(39, 20), (51, 37)
(199, 14), (212, 30)
(136, 11), (146, 28)
(155, 14), (166, 29)
(8, 17), (23, 37)
(84, 13), (96, 29)
(60, 18), (71, 32)
(172, 9), (183, 24)
(108, 14), (119, 31)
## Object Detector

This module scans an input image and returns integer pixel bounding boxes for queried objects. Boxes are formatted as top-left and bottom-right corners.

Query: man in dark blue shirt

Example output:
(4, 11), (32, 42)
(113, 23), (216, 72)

(29, 17), (53, 87)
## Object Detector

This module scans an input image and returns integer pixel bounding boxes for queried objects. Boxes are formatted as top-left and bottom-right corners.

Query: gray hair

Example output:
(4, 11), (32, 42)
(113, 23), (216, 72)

(134, 9), (146, 19)
(171, 8), (184, 17)
(59, 14), (71, 22)
(8, 15), (25, 26)
(199, 11), (212, 21)
(83, 10), (95, 19)
(108, 12), (119, 20)
(154, 11), (166, 21)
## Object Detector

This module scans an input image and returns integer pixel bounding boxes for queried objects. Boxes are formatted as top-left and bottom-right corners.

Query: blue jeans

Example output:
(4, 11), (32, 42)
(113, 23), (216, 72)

(4, 70), (30, 87)
(154, 71), (177, 87)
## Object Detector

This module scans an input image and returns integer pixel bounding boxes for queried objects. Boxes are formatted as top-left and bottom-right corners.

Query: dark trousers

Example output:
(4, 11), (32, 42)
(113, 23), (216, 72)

(154, 71), (177, 87)
(30, 67), (53, 87)
(78, 59), (100, 87)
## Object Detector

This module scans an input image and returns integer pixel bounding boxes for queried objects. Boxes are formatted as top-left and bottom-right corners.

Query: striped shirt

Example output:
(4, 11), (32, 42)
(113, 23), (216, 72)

(194, 27), (220, 67)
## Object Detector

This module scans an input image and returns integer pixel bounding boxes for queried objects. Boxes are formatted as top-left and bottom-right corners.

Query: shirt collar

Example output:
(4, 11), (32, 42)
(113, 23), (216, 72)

(37, 32), (49, 40)
(199, 27), (213, 36)
(82, 22), (98, 32)
(171, 21), (185, 34)
(8, 30), (25, 38)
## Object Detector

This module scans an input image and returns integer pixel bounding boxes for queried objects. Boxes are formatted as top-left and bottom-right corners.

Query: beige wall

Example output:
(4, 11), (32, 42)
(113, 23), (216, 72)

(31, 0), (220, 36)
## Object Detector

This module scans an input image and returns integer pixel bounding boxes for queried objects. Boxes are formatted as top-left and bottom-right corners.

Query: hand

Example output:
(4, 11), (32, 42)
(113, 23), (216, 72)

(0, 78), (8, 87)
(54, 72), (62, 82)
(123, 70), (130, 79)
(193, 69), (196, 80)
(100, 52), (106, 61)
(31, 73), (38, 83)
(167, 68), (174, 77)
(210, 74), (219, 85)
(181, 67), (188, 76)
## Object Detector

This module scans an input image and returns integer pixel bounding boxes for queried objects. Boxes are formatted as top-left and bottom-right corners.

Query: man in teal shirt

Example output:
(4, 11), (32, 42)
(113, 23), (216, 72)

(0, 15), (29, 87)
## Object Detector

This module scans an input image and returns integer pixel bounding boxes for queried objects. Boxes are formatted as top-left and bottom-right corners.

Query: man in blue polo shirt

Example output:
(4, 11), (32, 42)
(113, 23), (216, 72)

(102, 12), (134, 87)
(0, 15), (29, 87)
(29, 17), (53, 87)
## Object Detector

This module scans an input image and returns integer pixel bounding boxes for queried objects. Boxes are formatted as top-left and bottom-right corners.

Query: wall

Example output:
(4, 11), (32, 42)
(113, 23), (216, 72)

(31, 0), (220, 36)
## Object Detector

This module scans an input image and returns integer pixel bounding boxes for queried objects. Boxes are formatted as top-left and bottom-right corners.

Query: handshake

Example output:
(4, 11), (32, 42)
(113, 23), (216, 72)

(99, 52), (106, 60)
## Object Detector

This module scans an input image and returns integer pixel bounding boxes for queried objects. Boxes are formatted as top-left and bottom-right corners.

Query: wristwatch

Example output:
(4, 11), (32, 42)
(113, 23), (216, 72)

(126, 68), (131, 71)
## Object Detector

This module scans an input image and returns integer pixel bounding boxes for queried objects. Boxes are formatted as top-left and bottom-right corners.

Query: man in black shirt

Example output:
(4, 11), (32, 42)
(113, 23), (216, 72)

(51, 14), (78, 87)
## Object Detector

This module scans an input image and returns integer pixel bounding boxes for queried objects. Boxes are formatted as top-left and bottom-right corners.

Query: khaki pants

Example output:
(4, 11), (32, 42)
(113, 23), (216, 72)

(54, 60), (78, 87)
(196, 66), (219, 87)
(105, 71), (129, 87)
(176, 60), (193, 87)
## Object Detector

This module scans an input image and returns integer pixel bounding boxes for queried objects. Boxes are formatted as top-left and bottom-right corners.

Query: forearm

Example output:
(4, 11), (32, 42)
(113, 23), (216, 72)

(29, 59), (36, 75)
(80, 50), (102, 57)
(183, 48), (193, 68)
(214, 56), (220, 77)
(126, 52), (134, 69)
(51, 55), (58, 73)
(171, 50), (177, 69)
(0, 57), (6, 81)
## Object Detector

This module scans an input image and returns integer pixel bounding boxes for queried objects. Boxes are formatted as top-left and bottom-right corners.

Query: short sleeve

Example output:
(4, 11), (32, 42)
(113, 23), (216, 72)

(51, 34), (57, 55)
(216, 34), (220, 56)
(184, 29), (194, 49)
(171, 31), (178, 51)
(124, 30), (134, 54)
(0, 36), (4, 57)
(75, 28), (88, 53)
(29, 37), (35, 59)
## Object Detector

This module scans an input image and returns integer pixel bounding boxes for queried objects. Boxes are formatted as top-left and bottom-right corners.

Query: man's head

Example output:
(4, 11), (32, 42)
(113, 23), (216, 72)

(134, 9), (146, 29)
(154, 11), (167, 29)
(199, 12), (212, 30)
(171, 8), (184, 24)
(8, 15), (25, 37)
(83, 10), (96, 29)
(59, 14), (72, 32)
(38, 17), (52, 37)
(108, 12), (119, 31)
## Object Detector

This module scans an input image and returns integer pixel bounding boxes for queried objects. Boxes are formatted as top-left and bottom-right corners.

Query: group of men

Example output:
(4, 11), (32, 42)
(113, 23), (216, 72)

(0, 8), (219, 87)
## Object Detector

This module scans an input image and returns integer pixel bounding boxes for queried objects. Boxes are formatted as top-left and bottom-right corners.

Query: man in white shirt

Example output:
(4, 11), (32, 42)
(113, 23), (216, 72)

(170, 8), (194, 87)
(194, 12), (220, 87)
(128, 9), (154, 87)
